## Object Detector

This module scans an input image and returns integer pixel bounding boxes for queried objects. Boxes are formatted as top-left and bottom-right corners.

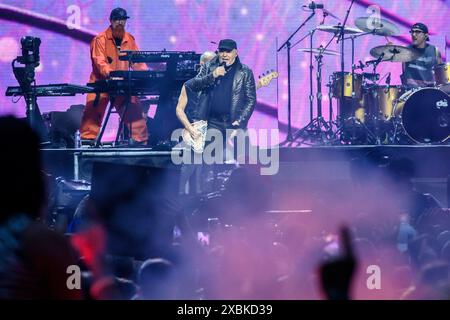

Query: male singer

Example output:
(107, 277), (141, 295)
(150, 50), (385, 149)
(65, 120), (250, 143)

(185, 39), (256, 139)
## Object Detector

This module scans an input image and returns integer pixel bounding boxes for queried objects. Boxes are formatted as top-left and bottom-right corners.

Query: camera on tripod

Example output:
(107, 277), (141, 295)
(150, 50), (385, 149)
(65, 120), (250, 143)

(17, 36), (41, 67)
(13, 36), (41, 87)
(11, 36), (49, 144)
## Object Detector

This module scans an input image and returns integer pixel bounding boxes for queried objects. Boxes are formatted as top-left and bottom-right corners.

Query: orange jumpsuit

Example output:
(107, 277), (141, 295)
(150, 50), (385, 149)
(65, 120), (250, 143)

(80, 27), (148, 142)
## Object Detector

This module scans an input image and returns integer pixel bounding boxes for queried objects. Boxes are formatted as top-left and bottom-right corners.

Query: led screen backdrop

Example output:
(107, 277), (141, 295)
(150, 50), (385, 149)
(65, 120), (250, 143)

(0, 0), (449, 142)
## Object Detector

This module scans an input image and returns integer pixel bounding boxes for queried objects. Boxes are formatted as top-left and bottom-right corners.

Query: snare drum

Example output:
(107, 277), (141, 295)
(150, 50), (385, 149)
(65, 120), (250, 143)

(332, 72), (363, 99)
(434, 63), (450, 94)
(393, 88), (450, 144)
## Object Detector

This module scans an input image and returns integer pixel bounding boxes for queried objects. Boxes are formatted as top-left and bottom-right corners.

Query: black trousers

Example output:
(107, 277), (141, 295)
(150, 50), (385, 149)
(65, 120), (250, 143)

(179, 115), (248, 195)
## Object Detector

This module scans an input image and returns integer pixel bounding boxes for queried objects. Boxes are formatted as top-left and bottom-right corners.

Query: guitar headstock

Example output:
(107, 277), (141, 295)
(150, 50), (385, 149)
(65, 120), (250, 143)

(257, 70), (279, 89)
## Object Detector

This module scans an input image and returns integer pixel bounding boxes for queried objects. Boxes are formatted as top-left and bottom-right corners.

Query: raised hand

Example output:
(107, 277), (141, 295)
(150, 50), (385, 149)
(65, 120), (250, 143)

(213, 66), (226, 78)
(319, 225), (357, 300)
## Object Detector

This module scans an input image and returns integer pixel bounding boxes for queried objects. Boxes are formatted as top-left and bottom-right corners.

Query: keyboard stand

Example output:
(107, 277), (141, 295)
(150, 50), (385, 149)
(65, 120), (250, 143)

(94, 96), (116, 147)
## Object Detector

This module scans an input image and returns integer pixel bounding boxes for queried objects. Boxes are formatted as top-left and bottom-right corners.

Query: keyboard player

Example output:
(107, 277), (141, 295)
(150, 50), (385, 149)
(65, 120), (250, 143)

(79, 7), (148, 146)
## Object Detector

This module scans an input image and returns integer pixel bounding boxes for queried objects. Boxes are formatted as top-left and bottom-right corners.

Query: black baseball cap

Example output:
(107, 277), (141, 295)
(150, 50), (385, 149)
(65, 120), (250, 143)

(110, 7), (130, 21)
(218, 39), (237, 51)
(411, 22), (429, 40)
(411, 22), (428, 34)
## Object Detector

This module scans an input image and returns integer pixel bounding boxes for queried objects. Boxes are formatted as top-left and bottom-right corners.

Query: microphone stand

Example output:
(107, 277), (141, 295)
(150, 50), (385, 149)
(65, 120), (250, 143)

(291, 20), (340, 146)
(291, 28), (317, 122)
(278, 8), (316, 146)
(335, 1), (353, 118)
(337, 0), (355, 110)
(334, 0), (373, 145)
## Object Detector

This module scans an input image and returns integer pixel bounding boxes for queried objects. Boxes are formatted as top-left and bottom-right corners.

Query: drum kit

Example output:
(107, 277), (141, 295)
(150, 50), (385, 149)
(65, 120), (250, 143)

(288, 16), (450, 145)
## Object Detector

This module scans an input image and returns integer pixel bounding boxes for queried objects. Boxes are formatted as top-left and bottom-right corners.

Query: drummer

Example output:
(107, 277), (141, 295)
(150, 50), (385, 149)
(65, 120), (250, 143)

(401, 22), (442, 88)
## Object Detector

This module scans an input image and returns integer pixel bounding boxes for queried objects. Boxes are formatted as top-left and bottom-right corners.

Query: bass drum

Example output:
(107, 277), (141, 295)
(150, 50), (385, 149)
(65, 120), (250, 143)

(393, 88), (450, 144)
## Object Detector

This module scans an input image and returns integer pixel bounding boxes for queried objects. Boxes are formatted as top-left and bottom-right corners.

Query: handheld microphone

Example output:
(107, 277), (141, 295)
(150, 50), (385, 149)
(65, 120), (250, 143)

(216, 61), (226, 85)
(303, 1), (324, 9)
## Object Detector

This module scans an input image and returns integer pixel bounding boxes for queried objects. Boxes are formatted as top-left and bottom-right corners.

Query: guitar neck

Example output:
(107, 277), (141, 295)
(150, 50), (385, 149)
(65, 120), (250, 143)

(256, 72), (278, 90)
(256, 82), (268, 90)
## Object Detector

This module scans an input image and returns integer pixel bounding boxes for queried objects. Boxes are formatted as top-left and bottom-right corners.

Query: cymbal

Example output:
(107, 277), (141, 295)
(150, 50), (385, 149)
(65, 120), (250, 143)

(298, 48), (341, 56)
(370, 45), (420, 63)
(355, 17), (400, 36)
(316, 25), (363, 35)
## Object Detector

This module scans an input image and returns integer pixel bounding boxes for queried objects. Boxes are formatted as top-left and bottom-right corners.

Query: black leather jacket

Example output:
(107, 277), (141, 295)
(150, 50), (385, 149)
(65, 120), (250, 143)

(185, 56), (256, 129)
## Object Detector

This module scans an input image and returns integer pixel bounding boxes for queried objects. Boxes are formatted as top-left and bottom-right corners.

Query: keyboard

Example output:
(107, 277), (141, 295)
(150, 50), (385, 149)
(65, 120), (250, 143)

(87, 78), (163, 96)
(5, 83), (94, 96)
(118, 50), (199, 63)
(109, 70), (166, 79)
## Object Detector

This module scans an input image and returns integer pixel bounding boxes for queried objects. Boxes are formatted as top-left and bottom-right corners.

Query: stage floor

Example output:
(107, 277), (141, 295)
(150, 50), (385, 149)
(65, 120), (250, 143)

(41, 145), (450, 207)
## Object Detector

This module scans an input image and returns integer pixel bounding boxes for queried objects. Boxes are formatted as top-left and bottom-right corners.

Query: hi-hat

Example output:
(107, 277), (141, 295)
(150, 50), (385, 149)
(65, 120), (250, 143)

(298, 48), (341, 56)
(355, 17), (400, 36)
(370, 44), (420, 63)
(316, 25), (363, 35)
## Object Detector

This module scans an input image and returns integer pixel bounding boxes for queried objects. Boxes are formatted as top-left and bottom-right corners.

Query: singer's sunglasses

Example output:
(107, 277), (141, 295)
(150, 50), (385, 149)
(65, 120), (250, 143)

(218, 48), (233, 53)
(409, 30), (424, 35)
